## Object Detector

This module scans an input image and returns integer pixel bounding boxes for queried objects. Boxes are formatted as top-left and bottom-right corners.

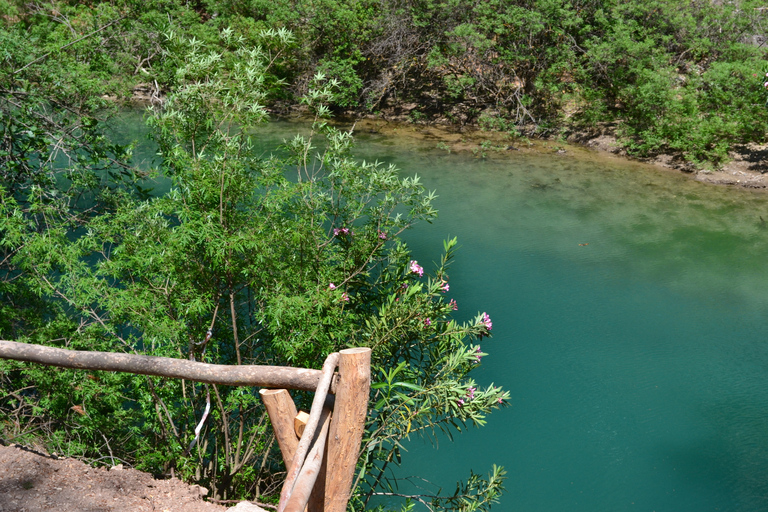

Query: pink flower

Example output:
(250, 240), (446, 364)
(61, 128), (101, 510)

(441, 282), (449, 293)
(423, 318), (432, 327)
(409, 260), (424, 277)
(482, 312), (492, 331)
(329, 283), (337, 290)
(341, 292), (349, 302)
(467, 387), (476, 399)
(474, 346), (482, 364)
(449, 299), (458, 311)
(334, 227), (351, 236)
(497, 397), (503, 404)
(378, 231), (387, 240)
(458, 398), (465, 407)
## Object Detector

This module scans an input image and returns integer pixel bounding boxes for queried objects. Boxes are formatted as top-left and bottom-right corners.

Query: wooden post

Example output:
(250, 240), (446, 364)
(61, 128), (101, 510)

(283, 403), (333, 512)
(278, 353), (339, 512)
(294, 411), (310, 438)
(324, 347), (371, 512)
(259, 389), (299, 469)
(307, 397), (333, 512)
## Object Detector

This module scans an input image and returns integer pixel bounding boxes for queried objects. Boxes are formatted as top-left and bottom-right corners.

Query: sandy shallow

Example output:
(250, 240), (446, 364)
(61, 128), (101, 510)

(343, 116), (768, 192)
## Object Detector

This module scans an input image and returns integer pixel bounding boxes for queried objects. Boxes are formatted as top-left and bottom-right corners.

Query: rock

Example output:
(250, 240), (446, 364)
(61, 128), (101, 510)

(192, 484), (209, 497)
(229, 502), (269, 512)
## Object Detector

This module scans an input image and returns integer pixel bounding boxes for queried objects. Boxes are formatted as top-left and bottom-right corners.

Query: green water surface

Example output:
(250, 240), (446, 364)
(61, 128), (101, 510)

(350, 128), (768, 512)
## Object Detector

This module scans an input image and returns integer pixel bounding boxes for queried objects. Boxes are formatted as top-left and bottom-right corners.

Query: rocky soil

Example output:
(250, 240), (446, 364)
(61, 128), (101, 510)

(0, 443), (267, 512)
(134, 90), (768, 191)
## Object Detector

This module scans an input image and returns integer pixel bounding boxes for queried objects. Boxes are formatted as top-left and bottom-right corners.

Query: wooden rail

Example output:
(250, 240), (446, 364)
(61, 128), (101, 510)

(0, 340), (371, 512)
(0, 340), (335, 391)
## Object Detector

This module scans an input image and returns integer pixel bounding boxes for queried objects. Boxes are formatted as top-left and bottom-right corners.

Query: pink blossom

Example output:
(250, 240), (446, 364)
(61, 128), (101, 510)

(341, 292), (349, 302)
(409, 260), (424, 277)
(329, 283), (337, 290)
(378, 231), (387, 240)
(474, 346), (482, 364)
(449, 299), (458, 311)
(334, 227), (351, 236)
(441, 282), (449, 293)
(497, 397), (503, 404)
(482, 312), (492, 331)
(467, 387), (476, 399)
(458, 398), (465, 407)
(423, 318), (432, 327)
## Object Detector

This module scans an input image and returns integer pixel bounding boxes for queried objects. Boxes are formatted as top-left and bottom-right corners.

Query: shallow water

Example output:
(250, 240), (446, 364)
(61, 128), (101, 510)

(119, 113), (768, 511)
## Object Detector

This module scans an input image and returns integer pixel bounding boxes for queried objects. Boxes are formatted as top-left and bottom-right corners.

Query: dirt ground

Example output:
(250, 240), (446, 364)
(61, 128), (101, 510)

(0, 443), (266, 512)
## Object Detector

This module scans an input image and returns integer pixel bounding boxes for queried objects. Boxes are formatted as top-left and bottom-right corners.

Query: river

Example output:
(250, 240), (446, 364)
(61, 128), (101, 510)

(113, 111), (768, 511)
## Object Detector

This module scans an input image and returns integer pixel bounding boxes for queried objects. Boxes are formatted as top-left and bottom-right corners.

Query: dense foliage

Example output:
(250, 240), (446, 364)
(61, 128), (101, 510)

(3, 0), (767, 165)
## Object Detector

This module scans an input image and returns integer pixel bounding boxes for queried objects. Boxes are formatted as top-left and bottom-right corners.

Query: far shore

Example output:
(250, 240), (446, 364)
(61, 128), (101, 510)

(128, 87), (768, 192)
(343, 115), (768, 192)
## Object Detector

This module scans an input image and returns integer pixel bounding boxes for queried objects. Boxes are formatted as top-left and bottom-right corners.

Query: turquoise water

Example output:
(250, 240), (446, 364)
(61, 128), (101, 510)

(120, 113), (768, 511)
(348, 128), (768, 512)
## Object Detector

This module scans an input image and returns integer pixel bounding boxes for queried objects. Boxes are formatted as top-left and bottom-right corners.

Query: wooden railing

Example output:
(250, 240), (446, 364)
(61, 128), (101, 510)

(0, 340), (371, 512)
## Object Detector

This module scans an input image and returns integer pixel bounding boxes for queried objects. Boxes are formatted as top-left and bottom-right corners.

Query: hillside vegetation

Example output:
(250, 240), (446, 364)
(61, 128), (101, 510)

(3, 0), (767, 165)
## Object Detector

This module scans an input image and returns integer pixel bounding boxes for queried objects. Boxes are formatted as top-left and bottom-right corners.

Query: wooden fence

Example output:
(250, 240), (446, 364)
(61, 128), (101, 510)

(0, 340), (371, 512)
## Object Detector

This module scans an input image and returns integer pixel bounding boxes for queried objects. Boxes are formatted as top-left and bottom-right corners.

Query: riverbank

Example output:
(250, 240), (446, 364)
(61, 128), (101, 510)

(317, 112), (768, 192)
(572, 131), (768, 190)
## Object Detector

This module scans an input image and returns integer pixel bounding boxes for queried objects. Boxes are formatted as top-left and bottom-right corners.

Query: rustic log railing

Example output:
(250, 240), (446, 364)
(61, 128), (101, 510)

(0, 340), (371, 512)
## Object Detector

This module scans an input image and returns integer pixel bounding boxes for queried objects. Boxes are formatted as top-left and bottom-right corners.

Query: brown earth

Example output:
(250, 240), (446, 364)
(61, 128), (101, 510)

(138, 92), (768, 191)
(0, 443), (268, 512)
